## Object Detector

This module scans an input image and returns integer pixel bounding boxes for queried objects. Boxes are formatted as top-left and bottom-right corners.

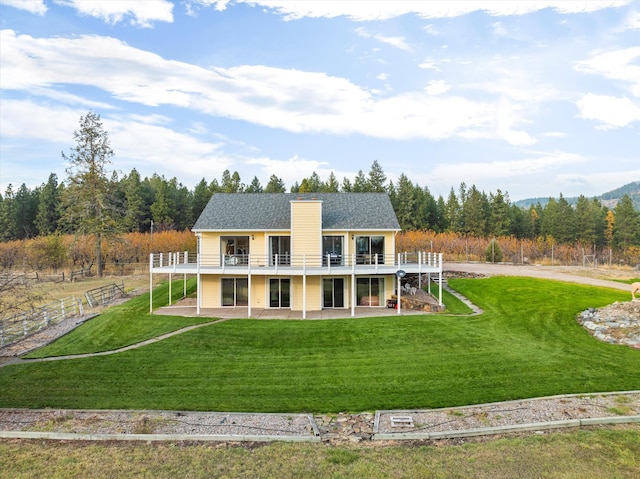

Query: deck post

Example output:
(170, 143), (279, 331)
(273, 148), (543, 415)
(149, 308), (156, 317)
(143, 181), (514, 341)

(196, 233), (201, 316)
(196, 254), (201, 316)
(397, 273), (401, 315)
(351, 254), (356, 317)
(438, 253), (443, 305)
(149, 253), (153, 314)
(183, 251), (188, 298)
(302, 255), (307, 320)
(248, 254), (252, 317)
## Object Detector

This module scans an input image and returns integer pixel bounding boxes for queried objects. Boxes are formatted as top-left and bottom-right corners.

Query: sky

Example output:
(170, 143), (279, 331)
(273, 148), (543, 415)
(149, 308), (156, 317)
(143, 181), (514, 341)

(1, 0), (639, 202)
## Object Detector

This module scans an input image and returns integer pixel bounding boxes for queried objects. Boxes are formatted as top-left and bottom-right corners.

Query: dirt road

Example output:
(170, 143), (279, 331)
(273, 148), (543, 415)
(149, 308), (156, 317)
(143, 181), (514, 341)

(444, 262), (634, 294)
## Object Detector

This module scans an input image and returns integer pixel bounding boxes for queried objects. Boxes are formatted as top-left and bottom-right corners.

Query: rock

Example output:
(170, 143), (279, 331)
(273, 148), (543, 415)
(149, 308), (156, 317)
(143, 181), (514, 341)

(577, 301), (640, 348)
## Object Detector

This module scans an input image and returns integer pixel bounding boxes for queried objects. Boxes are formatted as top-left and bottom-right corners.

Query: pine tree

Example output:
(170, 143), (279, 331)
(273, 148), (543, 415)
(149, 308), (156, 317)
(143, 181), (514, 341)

(61, 111), (121, 277)
(264, 175), (286, 193)
(367, 160), (387, 192)
(352, 170), (369, 192)
(35, 173), (62, 235)
(324, 172), (340, 192)
(192, 178), (213, 219)
(613, 195), (640, 249)
(245, 176), (263, 193)
(121, 169), (147, 232)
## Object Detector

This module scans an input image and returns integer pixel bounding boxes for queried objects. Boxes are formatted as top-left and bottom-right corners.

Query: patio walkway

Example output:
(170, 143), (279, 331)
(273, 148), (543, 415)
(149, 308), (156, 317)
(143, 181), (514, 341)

(154, 298), (429, 320)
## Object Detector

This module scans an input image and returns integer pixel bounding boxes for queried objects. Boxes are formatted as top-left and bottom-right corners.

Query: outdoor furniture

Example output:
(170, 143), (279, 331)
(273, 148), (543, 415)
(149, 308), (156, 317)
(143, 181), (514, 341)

(360, 295), (379, 306)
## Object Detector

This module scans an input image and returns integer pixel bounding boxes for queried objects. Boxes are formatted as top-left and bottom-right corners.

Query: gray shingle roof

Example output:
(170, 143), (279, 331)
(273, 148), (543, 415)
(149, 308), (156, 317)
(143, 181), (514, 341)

(192, 193), (400, 231)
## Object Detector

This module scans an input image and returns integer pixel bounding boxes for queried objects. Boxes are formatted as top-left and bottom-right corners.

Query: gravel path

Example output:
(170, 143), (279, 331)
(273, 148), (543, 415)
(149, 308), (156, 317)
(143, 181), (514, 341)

(1, 392), (638, 443)
(444, 262), (633, 293)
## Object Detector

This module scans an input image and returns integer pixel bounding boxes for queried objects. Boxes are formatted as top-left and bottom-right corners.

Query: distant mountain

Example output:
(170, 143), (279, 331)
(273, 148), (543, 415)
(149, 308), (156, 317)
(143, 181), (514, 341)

(514, 181), (640, 210)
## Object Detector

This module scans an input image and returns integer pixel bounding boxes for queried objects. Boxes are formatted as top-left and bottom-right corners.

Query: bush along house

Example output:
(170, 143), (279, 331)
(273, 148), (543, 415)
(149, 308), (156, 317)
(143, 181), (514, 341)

(150, 193), (443, 318)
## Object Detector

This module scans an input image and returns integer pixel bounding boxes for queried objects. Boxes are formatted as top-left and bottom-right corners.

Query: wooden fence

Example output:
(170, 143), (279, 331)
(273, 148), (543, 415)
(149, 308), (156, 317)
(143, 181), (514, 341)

(0, 282), (127, 349)
(0, 296), (82, 348)
(84, 282), (126, 308)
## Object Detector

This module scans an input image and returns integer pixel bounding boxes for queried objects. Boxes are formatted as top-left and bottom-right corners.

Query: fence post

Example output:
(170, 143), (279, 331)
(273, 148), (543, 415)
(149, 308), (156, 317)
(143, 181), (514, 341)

(23, 315), (28, 337)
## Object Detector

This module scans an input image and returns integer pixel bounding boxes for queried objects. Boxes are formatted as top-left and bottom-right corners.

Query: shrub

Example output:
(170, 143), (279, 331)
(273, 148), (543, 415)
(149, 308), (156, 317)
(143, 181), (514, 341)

(485, 239), (503, 263)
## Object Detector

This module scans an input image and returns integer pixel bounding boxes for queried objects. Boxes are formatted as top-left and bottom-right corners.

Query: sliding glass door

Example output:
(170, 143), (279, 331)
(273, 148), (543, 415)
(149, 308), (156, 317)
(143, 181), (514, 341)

(323, 278), (344, 308)
(221, 278), (248, 306)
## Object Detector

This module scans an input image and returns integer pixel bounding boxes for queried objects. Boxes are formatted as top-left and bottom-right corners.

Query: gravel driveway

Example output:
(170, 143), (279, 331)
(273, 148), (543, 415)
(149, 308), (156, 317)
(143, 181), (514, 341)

(444, 262), (633, 294)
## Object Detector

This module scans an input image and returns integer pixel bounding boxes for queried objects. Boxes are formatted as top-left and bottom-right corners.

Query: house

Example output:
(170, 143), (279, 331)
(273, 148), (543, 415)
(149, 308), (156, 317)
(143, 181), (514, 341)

(150, 193), (442, 318)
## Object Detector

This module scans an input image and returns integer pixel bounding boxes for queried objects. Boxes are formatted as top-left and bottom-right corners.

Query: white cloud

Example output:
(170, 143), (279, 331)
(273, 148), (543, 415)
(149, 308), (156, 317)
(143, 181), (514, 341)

(492, 21), (508, 36)
(0, 0), (46, 15)
(55, 0), (174, 27)
(185, 0), (230, 15)
(576, 93), (640, 128)
(0, 99), (81, 142)
(424, 80), (450, 95)
(575, 46), (640, 97)
(1, 30), (515, 143)
(29, 86), (116, 110)
(355, 27), (411, 51)
(246, 155), (335, 186)
(430, 151), (585, 182)
(423, 24), (440, 36)
(621, 9), (640, 30)
(418, 58), (442, 71)
(215, 0), (630, 21)
(0, 98), (233, 185)
(553, 169), (640, 196)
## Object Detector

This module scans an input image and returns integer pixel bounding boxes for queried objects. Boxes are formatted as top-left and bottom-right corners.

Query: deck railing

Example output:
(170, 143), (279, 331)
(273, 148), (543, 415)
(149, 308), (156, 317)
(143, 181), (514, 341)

(151, 251), (442, 272)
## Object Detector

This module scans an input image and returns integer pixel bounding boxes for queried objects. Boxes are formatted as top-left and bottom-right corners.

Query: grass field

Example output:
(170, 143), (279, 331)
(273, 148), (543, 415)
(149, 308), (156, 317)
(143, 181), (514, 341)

(1, 276), (638, 412)
(1, 426), (639, 479)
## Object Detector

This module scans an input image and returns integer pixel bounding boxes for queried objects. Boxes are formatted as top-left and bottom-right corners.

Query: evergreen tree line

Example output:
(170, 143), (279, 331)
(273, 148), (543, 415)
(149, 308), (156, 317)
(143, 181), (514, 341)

(1, 161), (639, 251)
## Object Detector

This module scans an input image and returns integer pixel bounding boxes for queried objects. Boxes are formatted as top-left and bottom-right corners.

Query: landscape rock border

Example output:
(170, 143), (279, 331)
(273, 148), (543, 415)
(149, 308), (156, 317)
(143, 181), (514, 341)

(1, 392), (638, 444)
(577, 301), (640, 349)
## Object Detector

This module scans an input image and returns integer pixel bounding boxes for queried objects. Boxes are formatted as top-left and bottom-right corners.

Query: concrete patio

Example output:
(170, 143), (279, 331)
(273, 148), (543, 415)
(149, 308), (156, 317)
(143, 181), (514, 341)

(154, 298), (429, 319)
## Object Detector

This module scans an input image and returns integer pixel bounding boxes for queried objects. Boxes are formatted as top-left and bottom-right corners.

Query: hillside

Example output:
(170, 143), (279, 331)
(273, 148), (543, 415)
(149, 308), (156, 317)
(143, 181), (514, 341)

(514, 181), (640, 210)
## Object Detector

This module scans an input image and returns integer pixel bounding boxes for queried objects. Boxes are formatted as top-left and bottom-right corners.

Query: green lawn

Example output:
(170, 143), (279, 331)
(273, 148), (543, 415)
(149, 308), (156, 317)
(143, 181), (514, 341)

(25, 278), (211, 357)
(1, 277), (638, 413)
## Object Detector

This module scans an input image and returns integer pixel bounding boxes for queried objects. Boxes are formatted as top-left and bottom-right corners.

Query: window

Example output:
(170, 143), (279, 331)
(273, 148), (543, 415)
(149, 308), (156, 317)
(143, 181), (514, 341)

(269, 278), (290, 308)
(355, 236), (385, 264)
(322, 236), (343, 265)
(357, 277), (384, 306)
(221, 278), (248, 306)
(323, 278), (344, 308)
(270, 236), (291, 265)
(221, 236), (249, 265)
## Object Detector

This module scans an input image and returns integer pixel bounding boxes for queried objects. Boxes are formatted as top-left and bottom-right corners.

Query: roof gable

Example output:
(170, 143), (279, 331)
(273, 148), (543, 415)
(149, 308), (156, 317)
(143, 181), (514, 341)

(192, 193), (400, 231)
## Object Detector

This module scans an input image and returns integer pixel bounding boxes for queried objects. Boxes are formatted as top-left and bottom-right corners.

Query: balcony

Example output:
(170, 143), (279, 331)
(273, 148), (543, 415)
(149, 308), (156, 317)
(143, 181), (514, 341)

(151, 251), (442, 276)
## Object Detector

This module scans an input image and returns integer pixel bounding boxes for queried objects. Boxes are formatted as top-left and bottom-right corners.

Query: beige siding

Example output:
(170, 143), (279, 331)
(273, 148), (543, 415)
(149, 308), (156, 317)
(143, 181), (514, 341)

(201, 275), (220, 308)
(251, 275), (266, 308)
(292, 276), (322, 311)
(200, 232), (220, 258)
(291, 200), (322, 267)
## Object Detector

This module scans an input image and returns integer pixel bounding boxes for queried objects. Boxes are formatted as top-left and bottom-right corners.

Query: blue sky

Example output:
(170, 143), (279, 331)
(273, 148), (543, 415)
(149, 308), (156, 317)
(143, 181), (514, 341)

(1, 0), (639, 201)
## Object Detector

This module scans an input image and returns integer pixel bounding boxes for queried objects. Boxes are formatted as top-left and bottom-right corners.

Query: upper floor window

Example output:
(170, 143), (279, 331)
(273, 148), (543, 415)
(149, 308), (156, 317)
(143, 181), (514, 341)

(221, 236), (249, 265)
(355, 235), (385, 264)
(323, 235), (343, 265)
(270, 236), (291, 265)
